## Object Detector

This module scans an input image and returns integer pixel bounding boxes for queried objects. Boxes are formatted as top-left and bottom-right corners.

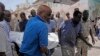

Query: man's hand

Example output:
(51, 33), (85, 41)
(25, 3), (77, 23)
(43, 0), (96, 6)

(87, 43), (93, 47)
(92, 39), (95, 45)
(40, 47), (48, 53)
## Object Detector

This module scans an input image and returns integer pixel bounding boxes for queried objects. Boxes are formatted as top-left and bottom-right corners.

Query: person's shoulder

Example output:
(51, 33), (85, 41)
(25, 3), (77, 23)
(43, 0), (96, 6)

(64, 19), (72, 24)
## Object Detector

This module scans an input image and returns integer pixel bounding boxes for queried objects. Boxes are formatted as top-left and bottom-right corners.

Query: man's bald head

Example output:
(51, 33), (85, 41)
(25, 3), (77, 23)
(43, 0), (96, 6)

(37, 5), (52, 15)
(37, 5), (52, 22)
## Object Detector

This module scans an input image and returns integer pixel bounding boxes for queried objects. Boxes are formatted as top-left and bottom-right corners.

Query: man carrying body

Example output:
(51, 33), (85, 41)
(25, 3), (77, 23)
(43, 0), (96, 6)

(76, 10), (95, 56)
(19, 5), (52, 56)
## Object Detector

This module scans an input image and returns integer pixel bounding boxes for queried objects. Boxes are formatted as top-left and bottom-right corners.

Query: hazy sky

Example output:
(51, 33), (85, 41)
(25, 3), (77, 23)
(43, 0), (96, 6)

(0, 0), (36, 10)
(0, 0), (88, 11)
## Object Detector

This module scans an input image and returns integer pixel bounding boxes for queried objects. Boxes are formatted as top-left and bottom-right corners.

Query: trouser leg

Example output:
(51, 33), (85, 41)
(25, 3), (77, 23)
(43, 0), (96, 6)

(61, 45), (75, 56)
(0, 52), (6, 56)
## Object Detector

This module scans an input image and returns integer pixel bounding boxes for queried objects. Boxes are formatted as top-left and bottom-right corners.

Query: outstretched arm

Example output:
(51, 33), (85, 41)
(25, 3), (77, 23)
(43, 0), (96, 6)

(90, 29), (95, 45)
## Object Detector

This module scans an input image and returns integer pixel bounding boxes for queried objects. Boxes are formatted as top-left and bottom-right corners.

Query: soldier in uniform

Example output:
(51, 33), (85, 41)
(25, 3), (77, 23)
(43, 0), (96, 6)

(76, 10), (95, 56)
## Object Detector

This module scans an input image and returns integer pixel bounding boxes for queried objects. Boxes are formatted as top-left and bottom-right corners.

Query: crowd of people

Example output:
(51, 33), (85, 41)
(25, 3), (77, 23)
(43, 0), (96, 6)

(0, 2), (99, 56)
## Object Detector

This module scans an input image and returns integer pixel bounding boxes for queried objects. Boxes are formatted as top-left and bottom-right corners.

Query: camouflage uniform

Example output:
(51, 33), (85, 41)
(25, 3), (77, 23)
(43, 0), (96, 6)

(76, 21), (92, 56)
(76, 38), (89, 56)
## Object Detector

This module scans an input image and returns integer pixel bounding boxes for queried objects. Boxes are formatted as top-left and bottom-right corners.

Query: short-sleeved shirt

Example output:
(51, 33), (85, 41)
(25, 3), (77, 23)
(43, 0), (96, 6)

(56, 17), (64, 29)
(81, 20), (92, 37)
(46, 20), (56, 32)
(19, 16), (48, 56)
(60, 19), (81, 47)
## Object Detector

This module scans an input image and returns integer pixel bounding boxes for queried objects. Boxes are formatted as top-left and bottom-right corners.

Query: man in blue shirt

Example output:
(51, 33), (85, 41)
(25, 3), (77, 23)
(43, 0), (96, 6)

(19, 5), (52, 56)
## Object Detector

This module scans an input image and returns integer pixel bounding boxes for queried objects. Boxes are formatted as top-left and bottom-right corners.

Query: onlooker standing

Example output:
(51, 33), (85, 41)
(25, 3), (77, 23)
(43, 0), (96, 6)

(46, 14), (56, 56)
(46, 14), (56, 32)
(19, 12), (28, 32)
(66, 12), (71, 20)
(0, 2), (13, 56)
(55, 12), (64, 31)
(4, 10), (11, 33)
(19, 5), (52, 56)
(76, 10), (95, 56)
(10, 14), (20, 31)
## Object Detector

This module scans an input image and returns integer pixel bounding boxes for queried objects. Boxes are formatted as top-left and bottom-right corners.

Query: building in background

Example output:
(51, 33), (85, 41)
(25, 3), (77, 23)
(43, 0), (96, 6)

(12, 0), (88, 20)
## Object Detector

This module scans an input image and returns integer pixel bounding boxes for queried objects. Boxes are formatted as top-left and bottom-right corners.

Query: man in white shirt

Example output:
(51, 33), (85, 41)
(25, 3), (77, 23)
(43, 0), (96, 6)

(55, 12), (64, 31)
(10, 14), (20, 31)
(0, 2), (13, 56)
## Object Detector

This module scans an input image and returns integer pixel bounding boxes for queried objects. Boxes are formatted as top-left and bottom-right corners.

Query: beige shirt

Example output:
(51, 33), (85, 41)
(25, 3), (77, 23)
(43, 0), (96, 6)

(81, 20), (92, 37)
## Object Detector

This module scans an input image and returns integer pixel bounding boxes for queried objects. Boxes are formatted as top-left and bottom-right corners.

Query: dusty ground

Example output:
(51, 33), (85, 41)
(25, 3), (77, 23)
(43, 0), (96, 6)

(13, 36), (100, 56)
(52, 36), (100, 56)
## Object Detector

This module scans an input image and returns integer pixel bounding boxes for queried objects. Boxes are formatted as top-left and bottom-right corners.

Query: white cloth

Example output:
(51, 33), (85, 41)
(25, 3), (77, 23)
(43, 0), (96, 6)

(0, 20), (13, 56)
(10, 31), (59, 49)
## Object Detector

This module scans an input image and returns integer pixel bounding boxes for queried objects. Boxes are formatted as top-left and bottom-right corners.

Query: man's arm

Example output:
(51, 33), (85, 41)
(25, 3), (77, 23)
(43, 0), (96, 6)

(78, 33), (92, 47)
(39, 25), (48, 53)
(90, 29), (95, 45)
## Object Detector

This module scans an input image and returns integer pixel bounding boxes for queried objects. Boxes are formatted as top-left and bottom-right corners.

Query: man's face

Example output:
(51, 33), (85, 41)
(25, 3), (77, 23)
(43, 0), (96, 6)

(31, 11), (36, 17)
(83, 11), (89, 21)
(44, 11), (52, 22)
(5, 13), (11, 22)
(56, 13), (60, 18)
(66, 13), (70, 18)
(50, 14), (54, 20)
(20, 14), (26, 20)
